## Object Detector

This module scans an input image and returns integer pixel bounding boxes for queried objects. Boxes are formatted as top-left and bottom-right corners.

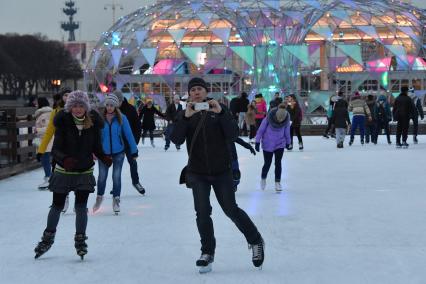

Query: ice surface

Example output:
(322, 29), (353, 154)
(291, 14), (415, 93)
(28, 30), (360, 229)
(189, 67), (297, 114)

(1, 136), (426, 284)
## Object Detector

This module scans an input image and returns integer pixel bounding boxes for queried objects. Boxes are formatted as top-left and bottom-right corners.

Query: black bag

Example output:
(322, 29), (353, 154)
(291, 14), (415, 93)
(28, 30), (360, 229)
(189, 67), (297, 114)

(179, 112), (207, 188)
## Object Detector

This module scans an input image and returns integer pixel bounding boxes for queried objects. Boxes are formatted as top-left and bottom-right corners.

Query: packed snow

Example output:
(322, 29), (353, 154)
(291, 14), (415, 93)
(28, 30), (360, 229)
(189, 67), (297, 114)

(1, 136), (426, 284)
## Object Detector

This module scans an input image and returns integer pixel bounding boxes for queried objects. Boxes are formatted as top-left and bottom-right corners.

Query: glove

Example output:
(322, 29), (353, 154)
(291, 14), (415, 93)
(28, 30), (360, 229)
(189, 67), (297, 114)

(63, 157), (78, 171)
(255, 143), (260, 152)
(132, 152), (138, 159)
(100, 156), (113, 167)
(36, 153), (42, 162)
(249, 145), (256, 156)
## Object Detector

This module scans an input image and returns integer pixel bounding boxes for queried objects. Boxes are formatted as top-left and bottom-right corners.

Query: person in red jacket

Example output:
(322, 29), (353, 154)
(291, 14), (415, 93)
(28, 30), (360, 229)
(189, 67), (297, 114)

(254, 94), (267, 130)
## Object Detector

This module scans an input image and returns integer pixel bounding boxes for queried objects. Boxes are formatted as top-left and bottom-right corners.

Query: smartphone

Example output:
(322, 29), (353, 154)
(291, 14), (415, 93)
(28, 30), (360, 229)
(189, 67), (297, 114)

(193, 102), (210, 111)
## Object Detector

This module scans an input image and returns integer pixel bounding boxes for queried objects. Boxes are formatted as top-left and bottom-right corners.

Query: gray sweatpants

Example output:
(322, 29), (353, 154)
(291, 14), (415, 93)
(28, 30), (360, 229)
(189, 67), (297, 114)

(336, 128), (346, 144)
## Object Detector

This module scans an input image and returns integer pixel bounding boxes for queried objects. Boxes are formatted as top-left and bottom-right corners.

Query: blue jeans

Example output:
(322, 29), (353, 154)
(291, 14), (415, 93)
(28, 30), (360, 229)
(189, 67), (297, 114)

(125, 147), (139, 185)
(41, 152), (51, 178)
(97, 152), (125, 197)
(350, 115), (365, 141)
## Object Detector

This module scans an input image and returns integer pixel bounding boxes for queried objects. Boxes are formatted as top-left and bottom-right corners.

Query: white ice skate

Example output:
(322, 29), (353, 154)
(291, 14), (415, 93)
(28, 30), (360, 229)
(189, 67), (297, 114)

(38, 177), (49, 190)
(62, 194), (69, 214)
(275, 182), (282, 193)
(113, 197), (120, 215)
(92, 195), (104, 213)
(260, 179), (266, 191)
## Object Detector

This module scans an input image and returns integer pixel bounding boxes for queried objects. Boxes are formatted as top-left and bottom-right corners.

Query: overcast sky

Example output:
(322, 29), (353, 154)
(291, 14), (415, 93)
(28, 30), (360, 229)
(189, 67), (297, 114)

(0, 0), (425, 42)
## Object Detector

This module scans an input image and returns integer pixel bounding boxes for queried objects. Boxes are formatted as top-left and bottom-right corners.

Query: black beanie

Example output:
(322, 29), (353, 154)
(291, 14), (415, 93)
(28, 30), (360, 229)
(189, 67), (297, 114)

(188, 77), (208, 93)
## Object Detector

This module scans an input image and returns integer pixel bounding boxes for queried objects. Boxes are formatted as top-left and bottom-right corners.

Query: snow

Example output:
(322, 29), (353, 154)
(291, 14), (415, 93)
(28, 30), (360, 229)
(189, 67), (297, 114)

(1, 136), (426, 284)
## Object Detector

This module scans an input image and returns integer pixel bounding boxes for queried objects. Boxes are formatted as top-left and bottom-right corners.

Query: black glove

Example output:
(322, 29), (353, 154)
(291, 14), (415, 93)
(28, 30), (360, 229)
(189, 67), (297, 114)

(249, 145), (256, 155)
(36, 153), (42, 162)
(255, 143), (260, 152)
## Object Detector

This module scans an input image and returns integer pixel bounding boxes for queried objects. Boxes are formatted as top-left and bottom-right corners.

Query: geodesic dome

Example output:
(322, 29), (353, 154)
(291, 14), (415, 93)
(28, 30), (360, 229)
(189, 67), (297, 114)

(85, 0), (426, 104)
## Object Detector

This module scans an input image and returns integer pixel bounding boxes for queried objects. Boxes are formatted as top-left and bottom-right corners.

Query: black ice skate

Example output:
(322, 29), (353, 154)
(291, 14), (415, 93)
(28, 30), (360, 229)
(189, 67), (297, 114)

(414, 136), (418, 144)
(34, 231), (55, 259)
(249, 237), (265, 269)
(396, 142), (402, 148)
(196, 254), (214, 274)
(133, 183), (146, 195)
(349, 139), (353, 146)
(299, 142), (304, 151)
(402, 142), (409, 149)
(74, 234), (88, 260)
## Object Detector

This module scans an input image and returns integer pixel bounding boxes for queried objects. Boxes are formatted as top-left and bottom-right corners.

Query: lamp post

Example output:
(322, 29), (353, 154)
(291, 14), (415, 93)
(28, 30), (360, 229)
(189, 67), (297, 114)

(104, 0), (124, 25)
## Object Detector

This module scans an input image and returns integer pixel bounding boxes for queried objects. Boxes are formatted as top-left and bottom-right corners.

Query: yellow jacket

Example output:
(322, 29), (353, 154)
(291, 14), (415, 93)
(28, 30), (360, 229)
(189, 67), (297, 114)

(37, 108), (61, 154)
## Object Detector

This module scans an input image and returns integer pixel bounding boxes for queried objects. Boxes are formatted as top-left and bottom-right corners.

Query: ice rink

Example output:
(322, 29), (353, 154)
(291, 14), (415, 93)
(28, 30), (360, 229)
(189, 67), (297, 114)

(1, 136), (425, 284)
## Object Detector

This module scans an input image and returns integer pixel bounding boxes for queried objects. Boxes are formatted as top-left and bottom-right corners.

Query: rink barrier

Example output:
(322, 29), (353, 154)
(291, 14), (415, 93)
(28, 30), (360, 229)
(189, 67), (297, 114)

(0, 107), (39, 180)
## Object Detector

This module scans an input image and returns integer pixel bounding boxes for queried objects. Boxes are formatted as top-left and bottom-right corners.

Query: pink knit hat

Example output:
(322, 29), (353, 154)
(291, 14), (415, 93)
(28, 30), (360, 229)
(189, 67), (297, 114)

(64, 90), (91, 112)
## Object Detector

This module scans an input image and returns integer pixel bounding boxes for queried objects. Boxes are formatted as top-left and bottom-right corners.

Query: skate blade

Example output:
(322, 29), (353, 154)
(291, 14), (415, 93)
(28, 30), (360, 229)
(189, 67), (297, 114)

(275, 190), (282, 194)
(114, 212), (119, 215)
(198, 263), (212, 274)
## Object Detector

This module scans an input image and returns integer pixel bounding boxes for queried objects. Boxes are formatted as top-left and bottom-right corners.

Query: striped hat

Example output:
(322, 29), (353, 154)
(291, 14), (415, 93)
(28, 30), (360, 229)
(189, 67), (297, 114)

(104, 94), (120, 107)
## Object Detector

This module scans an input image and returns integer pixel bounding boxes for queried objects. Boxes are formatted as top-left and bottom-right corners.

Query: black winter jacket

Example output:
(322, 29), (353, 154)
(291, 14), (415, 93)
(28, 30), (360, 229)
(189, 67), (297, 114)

(139, 105), (164, 131)
(165, 103), (183, 123)
(331, 99), (350, 128)
(412, 97), (424, 120)
(52, 110), (106, 172)
(171, 105), (238, 175)
(120, 98), (142, 143)
(286, 104), (303, 127)
(393, 93), (415, 121)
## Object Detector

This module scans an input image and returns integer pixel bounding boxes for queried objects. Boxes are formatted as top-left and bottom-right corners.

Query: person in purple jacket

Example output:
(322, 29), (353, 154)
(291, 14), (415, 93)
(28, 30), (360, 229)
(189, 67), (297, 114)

(255, 103), (291, 192)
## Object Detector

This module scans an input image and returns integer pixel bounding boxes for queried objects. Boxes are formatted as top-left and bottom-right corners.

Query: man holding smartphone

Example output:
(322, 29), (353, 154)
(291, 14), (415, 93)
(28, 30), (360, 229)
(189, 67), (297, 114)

(171, 77), (264, 273)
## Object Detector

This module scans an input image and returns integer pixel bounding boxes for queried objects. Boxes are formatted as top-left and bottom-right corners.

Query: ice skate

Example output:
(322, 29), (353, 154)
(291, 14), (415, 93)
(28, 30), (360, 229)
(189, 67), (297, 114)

(38, 177), (49, 190)
(151, 140), (155, 148)
(92, 195), (103, 213)
(74, 234), (88, 260)
(196, 254), (214, 274)
(299, 142), (304, 151)
(133, 183), (146, 195)
(62, 194), (69, 214)
(275, 182), (282, 193)
(260, 179), (266, 191)
(396, 142), (402, 148)
(34, 231), (55, 259)
(414, 136), (418, 144)
(402, 142), (409, 149)
(249, 237), (265, 269)
(113, 196), (120, 215)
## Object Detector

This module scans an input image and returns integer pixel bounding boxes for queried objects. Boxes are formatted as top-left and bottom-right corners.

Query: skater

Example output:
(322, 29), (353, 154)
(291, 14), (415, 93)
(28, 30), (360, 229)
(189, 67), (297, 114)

(34, 90), (112, 260)
(393, 87), (415, 148)
(364, 94), (377, 144)
(245, 101), (257, 143)
(331, 96), (351, 148)
(171, 77), (264, 273)
(409, 89), (424, 144)
(230, 137), (257, 192)
(269, 92), (283, 109)
(348, 92), (372, 146)
(34, 97), (53, 189)
(139, 98), (165, 147)
(164, 94), (183, 151)
(373, 94), (392, 144)
(238, 92), (250, 135)
(93, 94), (139, 214)
(36, 87), (72, 212)
(286, 94), (304, 150)
(255, 103), (291, 192)
(254, 94), (267, 130)
(113, 90), (146, 195)
(323, 94), (339, 139)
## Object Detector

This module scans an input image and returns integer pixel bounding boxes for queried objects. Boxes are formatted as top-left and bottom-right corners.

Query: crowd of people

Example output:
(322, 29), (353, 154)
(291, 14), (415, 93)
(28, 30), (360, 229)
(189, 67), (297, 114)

(31, 80), (423, 271)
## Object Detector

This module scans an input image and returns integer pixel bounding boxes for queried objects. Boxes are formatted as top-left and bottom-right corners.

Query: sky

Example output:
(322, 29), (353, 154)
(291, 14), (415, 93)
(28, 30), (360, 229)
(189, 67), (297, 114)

(0, 0), (425, 42)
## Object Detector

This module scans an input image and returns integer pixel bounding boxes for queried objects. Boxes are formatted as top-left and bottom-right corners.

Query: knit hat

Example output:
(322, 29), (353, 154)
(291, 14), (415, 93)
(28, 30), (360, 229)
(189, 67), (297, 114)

(113, 90), (124, 104)
(64, 90), (91, 112)
(104, 94), (120, 107)
(188, 77), (208, 93)
(353, 91), (361, 97)
(275, 104), (288, 122)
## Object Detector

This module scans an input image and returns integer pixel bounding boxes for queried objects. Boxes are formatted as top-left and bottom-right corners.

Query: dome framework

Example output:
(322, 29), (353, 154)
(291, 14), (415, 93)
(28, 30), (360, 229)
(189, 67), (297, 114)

(85, 0), (426, 112)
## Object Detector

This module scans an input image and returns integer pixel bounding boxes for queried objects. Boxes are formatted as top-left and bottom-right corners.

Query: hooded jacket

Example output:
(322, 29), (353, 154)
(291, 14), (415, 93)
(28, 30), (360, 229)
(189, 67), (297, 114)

(255, 108), (291, 152)
(332, 99), (351, 128)
(373, 95), (392, 123)
(35, 106), (53, 152)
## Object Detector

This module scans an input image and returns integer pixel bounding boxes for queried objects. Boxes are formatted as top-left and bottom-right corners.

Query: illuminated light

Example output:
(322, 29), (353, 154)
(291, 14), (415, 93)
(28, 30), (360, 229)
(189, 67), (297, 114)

(111, 32), (121, 46)
(99, 83), (109, 93)
(381, 71), (389, 88)
(336, 64), (363, 72)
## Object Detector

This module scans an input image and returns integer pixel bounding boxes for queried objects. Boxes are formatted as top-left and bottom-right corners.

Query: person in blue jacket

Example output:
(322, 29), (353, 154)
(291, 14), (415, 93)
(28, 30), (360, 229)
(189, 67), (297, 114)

(93, 94), (138, 214)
